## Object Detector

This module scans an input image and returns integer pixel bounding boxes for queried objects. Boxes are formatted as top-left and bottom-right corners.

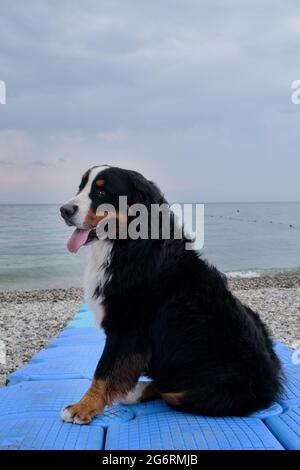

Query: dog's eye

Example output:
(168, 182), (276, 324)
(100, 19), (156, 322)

(97, 190), (106, 196)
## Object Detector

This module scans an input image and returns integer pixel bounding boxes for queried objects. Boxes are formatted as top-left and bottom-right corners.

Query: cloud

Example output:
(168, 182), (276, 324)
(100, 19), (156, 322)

(0, 0), (299, 202)
(30, 159), (55, 167)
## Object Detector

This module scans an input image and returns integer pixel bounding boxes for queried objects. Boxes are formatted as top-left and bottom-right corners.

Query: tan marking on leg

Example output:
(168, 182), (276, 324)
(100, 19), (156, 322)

(161, 391), (186, 406)
(61, 378), (107, 424)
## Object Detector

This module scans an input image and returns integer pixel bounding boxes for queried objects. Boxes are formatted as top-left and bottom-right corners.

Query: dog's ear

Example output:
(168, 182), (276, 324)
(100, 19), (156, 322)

(127, 171), (166, 207)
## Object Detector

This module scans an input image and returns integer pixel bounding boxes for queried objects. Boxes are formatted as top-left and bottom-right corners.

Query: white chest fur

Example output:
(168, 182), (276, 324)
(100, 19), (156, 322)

(84, 240), (112, 329)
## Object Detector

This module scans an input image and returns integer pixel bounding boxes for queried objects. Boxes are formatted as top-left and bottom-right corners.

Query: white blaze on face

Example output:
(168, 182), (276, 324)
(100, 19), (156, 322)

(66, 166), (102, 229)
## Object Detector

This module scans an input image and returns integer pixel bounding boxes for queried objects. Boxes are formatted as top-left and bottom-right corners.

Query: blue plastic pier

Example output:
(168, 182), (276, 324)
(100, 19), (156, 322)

(1, 303), (300, 450)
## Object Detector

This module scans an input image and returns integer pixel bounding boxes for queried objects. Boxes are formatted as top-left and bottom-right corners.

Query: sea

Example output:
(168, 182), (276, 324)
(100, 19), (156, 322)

(0, 203), (299, 291)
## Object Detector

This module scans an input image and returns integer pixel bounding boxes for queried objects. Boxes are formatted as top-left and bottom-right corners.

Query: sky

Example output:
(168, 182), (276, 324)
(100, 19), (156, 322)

(1, 0), (300, 203)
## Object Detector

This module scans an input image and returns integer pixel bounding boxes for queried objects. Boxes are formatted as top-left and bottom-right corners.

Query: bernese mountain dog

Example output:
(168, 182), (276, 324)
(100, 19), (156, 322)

(59, 165), (281, 424)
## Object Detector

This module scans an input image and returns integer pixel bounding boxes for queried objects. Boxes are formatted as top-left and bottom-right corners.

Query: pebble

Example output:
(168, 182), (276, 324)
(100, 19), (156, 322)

(0, 276), (299, 386)
(0, 298), (80, 386)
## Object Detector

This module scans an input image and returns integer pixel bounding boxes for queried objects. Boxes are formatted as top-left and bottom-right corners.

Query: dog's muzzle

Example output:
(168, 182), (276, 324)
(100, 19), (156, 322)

(60, 204), (78, 224)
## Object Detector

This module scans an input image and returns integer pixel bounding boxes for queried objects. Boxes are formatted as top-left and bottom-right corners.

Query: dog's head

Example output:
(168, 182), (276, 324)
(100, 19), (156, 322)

(60, 165), (165, 253)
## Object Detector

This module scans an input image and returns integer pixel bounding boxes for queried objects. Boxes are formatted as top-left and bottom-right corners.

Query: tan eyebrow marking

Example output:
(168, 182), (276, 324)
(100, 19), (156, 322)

(95, 179), (105, 187)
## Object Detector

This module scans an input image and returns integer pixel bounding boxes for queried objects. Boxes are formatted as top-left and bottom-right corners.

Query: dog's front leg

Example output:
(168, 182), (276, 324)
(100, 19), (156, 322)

(60, 332), (149, 424)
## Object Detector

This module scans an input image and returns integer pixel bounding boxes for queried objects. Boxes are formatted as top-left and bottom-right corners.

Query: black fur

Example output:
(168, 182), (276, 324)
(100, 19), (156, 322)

(78, 167), (282, 415)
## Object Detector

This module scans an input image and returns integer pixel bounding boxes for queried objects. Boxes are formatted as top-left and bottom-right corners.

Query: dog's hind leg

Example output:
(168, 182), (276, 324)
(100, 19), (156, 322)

(120, 381), (159, 404)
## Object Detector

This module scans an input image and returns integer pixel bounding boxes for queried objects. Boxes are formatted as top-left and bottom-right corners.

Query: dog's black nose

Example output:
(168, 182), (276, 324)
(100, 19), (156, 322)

(60, 204), (78, 220)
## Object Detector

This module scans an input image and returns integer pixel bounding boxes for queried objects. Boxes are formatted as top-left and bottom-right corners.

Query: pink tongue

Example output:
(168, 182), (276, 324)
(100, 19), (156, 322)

(67, 228), (91, 253)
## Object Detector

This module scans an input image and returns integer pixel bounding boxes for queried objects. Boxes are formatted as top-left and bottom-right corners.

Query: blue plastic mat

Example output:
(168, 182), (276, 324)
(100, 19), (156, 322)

(278, 367), (300, 408)
(266, 405), (300, 450)
(105, 413), (283, 450)
(59, 327), (104, 338)
(0, 380), (134, 426)
(0, 418), (104, 450)
(1, 302), (300, 450)
(125, 399), (283, 420)
(7, 355), (102, 385)
(273, 342), (295, 368)
(49, 327), (105, 345)
(30, 344), (104, 363)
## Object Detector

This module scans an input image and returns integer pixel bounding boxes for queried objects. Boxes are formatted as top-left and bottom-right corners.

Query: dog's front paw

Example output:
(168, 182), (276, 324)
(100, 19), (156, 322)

(60, 402), (100, 425)
(61, 378), (106, 424)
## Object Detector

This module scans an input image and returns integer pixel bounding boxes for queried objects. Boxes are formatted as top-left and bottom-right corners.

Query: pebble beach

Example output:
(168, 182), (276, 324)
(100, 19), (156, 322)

(0, 276), (299, 386)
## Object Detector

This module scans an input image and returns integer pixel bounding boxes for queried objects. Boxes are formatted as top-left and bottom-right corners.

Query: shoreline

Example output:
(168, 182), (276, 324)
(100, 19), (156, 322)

(0, 275), (299, 386)
(1, 275), (300, 301)
(228, 275), (300, 290)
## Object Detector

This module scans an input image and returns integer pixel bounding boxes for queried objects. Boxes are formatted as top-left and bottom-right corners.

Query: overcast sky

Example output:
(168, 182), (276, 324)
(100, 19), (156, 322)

(1, 0), (300, 203)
